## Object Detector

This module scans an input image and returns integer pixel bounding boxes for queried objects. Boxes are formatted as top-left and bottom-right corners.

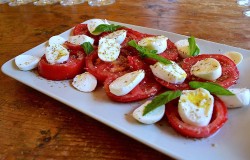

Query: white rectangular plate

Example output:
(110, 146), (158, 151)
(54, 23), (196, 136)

(2, 20), (250, 160)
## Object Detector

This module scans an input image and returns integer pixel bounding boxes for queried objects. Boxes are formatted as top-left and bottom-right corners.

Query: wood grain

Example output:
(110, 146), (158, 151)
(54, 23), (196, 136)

(0, 0), (249, 159)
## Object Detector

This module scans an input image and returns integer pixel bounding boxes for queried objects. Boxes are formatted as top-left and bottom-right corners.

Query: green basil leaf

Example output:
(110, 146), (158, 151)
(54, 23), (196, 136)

(81, 42), (94, 55)
(188, 36), (200, 56)
(128, 40), (172, 65)
(143, 90), (182, 116)
(92, 24), (122, 34)
(189, 81), (234, 95)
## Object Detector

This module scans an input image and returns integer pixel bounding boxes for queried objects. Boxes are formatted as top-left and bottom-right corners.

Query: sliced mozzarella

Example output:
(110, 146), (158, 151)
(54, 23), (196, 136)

(178, 88), (214, 127)
(72, 72), (97, 92)
(45, 44), (69, 64)
(68, 35), (94, 45)
(15, 55), (40, 71)
(98, 37), (121, 62)
(224, 51), (243, 66)
(48, 35), (66, 46)
(217, 88), (250, 108)
(150, 62), (187, 84)
(175, 39), (190, 58)
(191, 58), (222, 81)
(109, 70), (145, 96)
(138, 36), (168, 54)
(103, 29), (127, 44)
(87, 19), (108, 35)
(133, 100), (165, 124)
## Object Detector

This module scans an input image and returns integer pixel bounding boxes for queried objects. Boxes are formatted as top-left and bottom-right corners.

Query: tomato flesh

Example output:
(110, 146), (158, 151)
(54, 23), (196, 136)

(72, 24), (89, 36)
(102, 54), (162, 102)
(85, 49), (133, 83)
(155, 54), (239, 90)
(155, 77), (190, 90)
(181, 54), (239, 88)
(165, 97), (228, 138)
(38, 53), (84, 80)
(64, 41), (85, 53)
(103, 74), (162, 103)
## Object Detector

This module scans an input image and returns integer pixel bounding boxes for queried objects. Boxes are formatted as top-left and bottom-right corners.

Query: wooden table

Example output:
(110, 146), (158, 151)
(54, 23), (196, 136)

(0, 0), (249, 159)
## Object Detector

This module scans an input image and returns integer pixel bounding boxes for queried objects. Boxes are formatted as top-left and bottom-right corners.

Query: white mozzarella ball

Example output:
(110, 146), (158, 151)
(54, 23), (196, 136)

(87, 19), (108, 35)
(218, 88), (250, 108)
(103, 29), (127, 44)
(15, 55), (41, 71)
(175, 39), (191, 58)
(150, 62), (187, 84)
(72, 72), (97, 92)
(191, 58), (222, 81)
(133, 100), (165, 124)
(178, 88), (214, 127)
(48, 35), (66, 46)
(98, 37), (121, 62)
(109, 70), (145, 96)
(138, 36), (168, 54)
(68, 35), (94, 45)
(45, 44), (70, 64)
(224, 51), (243, 66)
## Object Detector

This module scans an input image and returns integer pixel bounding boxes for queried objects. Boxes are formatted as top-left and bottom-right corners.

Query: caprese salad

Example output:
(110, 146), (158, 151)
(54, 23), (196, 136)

(14, 19), (250, 139)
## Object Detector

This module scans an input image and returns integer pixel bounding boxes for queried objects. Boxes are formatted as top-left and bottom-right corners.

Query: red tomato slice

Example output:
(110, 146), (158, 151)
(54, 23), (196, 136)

(85, 49), (133, 83)
(103, 74), (162, 102)
(38, 53), (85, 80)
(155, 54), (239, 90)
(64, 41), (85, 54)
(155, 77), (190, 90)
(127, 55), (151, 71)
(158, 48), (179, 62)
(101, 54), (162, 102)
(181, 54), (239, 88)
(165, 97), (228, 138)
(72, 24), (89, 36)
(167, 38), (177, 50)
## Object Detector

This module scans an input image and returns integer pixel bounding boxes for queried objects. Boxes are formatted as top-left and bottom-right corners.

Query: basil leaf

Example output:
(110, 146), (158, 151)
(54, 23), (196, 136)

(128, 40), (172, 65)
(143, 90), (181, 116)
(189, 81), (234, 95)
(81, 42), (94, 55)
(188, 36), (200, 56)
(92, 24), (122, 34)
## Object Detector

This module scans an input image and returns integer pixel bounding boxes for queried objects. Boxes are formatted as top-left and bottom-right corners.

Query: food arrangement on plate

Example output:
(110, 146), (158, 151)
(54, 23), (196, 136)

(14, 19), (250, 139)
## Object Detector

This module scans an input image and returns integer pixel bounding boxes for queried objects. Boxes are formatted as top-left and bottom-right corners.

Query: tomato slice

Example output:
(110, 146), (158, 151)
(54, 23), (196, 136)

(103, 74), (162, 102)
(165, 97), (228, 138)
(37, 53), (85, 80)
(181, 54), (239, 88)
(162, 39), (179, 61)
(102, 54), (162, 102)
(85, 49), (134, 82)
(72, 24), (90, 36)
(155, 54), (239, 90)
(64, 41), (85, 54)
(155, 77), (190, 90)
